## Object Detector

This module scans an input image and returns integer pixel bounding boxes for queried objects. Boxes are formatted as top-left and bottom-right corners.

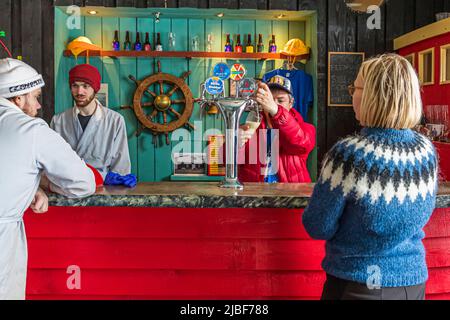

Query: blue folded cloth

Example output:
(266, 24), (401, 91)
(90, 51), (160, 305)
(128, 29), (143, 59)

(104, 172), (137, 188)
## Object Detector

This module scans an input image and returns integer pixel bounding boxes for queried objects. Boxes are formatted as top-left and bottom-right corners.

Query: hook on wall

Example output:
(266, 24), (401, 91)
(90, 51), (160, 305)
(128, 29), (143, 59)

(153, 12), (161, 23)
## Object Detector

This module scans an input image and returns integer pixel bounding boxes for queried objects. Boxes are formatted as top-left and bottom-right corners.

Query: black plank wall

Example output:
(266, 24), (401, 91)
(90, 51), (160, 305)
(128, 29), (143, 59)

(1, 0), (449, 163)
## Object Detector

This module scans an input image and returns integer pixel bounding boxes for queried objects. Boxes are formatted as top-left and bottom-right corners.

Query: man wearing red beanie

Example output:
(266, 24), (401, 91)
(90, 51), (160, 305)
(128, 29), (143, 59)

(50, 64), (131, 180)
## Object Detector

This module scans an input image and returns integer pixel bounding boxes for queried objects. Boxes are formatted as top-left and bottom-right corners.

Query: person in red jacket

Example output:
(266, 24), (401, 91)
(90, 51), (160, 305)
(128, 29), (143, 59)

(238, 75), (316, 183)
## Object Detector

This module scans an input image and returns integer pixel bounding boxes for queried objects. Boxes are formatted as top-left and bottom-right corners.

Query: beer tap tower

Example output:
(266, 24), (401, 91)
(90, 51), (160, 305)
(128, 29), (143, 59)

(198, 63), (259, 190)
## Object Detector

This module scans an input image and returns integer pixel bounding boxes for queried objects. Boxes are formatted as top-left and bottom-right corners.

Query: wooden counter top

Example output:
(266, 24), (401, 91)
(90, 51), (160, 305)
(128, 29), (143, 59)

(47, 182), (450, 209)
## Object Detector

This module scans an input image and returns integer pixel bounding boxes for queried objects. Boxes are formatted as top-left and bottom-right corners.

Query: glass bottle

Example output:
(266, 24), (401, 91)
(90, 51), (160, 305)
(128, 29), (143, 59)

(235, 34), (243, 53)
(257, 34), (264, 53)
(269, 35), (277, 53)
(134, 32), (142, 51)
(245, 34), (254, 53)
(124, 31), (132, 51)
(112, 30), (120, 51)
(224, 33), (232, 52)
(143, 32), (152, 51)
(155, 32), (163, 51)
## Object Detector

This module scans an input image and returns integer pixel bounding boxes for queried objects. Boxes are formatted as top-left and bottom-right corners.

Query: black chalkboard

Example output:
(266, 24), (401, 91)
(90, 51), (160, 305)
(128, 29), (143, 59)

(328, 52), (365, 107)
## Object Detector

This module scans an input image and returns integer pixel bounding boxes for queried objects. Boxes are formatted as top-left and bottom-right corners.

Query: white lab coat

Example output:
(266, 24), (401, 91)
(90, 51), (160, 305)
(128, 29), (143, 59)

(0, 97), (96, 300)
(50, 101), (131, 179)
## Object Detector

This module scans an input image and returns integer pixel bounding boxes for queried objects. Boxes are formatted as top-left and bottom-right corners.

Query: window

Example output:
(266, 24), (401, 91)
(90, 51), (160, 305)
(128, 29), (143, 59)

(441, 44), (450, 84)
(405, 53), (415, 68)
(418, 48), (435, 85)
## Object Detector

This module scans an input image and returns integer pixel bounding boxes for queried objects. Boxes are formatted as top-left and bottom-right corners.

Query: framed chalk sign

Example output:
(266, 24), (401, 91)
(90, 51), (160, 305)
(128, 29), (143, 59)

(328, 52), (365, 107)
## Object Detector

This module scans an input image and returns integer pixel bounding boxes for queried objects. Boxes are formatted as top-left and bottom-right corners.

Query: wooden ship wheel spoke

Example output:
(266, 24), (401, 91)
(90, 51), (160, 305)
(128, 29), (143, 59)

(121, 61), (196, 146)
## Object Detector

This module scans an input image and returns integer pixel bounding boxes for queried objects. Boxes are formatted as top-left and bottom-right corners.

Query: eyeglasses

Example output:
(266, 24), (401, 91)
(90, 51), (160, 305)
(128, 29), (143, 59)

(348, 84), (364, 96)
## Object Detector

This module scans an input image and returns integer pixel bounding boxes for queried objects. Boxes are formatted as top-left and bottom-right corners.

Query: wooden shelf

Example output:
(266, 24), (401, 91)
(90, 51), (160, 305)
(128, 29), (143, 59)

(63, 50), (310, 61)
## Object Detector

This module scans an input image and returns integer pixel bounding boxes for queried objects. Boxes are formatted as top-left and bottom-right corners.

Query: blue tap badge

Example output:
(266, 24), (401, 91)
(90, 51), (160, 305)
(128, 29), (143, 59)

(213, 63), (231, 81)
(205, 77), (225, 95)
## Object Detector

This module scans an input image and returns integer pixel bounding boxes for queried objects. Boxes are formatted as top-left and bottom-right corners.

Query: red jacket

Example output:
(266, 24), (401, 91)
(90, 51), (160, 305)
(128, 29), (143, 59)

(238, 105), (316, 183)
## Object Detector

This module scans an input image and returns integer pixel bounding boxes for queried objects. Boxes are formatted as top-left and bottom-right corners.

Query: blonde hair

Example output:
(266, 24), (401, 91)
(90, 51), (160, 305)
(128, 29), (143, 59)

(359, 53), (422, 129)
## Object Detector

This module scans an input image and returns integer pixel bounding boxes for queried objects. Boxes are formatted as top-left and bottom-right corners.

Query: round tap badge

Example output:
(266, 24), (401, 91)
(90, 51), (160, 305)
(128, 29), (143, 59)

(213, 63), (231, 80)
(205, 77), (224, 95)
(230, 64), (246, 81)
(238, 78), (257, 98)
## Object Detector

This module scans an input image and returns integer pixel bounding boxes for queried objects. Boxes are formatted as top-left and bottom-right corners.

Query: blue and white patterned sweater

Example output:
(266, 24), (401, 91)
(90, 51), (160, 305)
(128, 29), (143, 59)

(302, 128), (438, 287)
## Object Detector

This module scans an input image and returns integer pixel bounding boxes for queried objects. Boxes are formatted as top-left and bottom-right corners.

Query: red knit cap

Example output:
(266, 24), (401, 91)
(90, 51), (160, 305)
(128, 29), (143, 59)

(69, 64), (101, 93)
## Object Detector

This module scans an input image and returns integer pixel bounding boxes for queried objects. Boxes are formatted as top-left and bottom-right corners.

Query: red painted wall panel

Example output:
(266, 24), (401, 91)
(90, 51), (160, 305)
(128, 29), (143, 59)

(23, 207), (450, 300)
(398, 32), (450, 110)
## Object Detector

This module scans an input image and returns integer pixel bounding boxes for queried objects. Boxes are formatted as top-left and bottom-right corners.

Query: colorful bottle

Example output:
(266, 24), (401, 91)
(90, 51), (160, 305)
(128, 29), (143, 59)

(113, 30), (120, 51)
(224, 34), (232, 52)
(245, 34), (254, 53)
(124, 31), (132, 51)
(269, 35), (277, 53)
(134, 32), (142, 51)
(155, 32), (163, 51)
(143, 32), (152, 51)
(235, 34), (243, 53)
(257, 34), (264, 53)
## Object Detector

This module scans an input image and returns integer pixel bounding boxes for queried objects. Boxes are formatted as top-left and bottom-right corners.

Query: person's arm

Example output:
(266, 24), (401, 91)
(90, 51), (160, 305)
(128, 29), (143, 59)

(109, 116), (131, 175)
(34, 121), (96, 198)
(302, 147), (347, 240)
(271, 106), (316, 155)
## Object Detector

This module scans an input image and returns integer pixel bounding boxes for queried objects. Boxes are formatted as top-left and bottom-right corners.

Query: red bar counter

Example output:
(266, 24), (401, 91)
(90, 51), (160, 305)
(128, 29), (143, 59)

(23, 182), (450, 300)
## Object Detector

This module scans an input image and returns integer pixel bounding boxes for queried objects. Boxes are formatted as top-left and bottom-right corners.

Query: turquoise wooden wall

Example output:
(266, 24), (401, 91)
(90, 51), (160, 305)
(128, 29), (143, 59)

(55, 7), (316, 182)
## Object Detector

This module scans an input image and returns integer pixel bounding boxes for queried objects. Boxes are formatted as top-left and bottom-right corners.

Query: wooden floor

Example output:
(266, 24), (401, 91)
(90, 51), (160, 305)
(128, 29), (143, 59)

(23, 207), (450, 300)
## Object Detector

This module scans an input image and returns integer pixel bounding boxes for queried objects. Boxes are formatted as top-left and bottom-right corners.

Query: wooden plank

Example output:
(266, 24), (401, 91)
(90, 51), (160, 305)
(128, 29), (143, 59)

(118, 17), (139, 176)
(415, 0), (438, 29)
(27, 294), (316, 300)
(209, 0), (239, 9)
(24, 207), (309, 239)
(255, 20), (274, 79)
(84, 17), (103, 76)
(26, 269), (324, 297)
(153, 17), (173, 180)
(27, 239), (256, 270)
(136, 17), (156, 182)
(21, 0), (42, 71)
(424, 237), (450, 268)
(424, 208), (450, 238)
(27, 238), (323, 271)
(427, 268), (450, 294)
(0, 0), (12, 59)
(148, 0), (178, 7)
(327, 0), (357, 52)
(238, 0), (268, 10)
(356, 5), (386, 58)
(64, 50), (290, 60)
(11, 0), (21, 58)
(204, 19), (223, 134)
(327, 0), (359, 151)
(186, 18), (205, 148)
(268, 0), (297, 11)
(385, 0), (415, 51)
(272, 20), (289, 69)
(55, 10), (86, 116)
(179, 0), (208, 8)
(101, 17), (121, 149)
(116, 0), (135, 7)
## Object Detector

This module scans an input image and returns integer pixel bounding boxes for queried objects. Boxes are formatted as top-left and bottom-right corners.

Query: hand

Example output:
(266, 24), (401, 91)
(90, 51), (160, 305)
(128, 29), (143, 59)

(30, 188), (49, 214)
(255, 82), (278, 117)
(239, 124), (255, 147)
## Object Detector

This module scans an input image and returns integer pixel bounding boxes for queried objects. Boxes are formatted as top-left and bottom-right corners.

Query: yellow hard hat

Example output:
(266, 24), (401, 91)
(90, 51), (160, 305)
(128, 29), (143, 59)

(67, 36), (102, 57)
(280, 38), (309, 57)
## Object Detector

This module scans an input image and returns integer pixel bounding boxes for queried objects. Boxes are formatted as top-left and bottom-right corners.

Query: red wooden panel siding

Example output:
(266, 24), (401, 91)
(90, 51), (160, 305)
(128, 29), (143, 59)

(23, 207), (450, 300)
